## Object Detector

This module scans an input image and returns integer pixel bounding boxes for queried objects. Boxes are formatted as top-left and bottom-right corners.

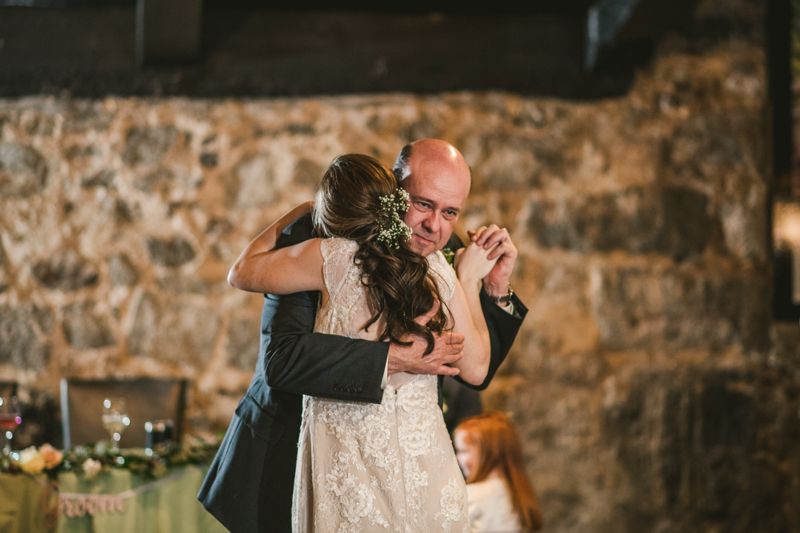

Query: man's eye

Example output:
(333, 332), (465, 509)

(416, 202), (432, 211)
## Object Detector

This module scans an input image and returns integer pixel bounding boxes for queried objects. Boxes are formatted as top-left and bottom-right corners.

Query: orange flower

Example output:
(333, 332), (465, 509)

(38, 444), (63, 470)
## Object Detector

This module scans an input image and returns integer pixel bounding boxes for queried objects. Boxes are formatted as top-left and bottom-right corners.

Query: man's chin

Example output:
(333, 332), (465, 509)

(409, 236), (437, 256)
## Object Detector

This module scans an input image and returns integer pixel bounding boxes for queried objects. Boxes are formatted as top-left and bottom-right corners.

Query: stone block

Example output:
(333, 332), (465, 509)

(61, 301), (116, 350)
(529, 186), (705, 258)
(592, 265), (769, 351)
(63, 144), (97, 161)
(205, 218), (234, 236)
(292, 158), (325, 189)
(695, 373), (761, 520)
(31, 250), (99, 291)
(108, 198), (134, 225)
(227, 154), (279, 208)
(769, 323), (800, 368)
(397, 115), (439, 143)
(605, 368), (785, 529)
(134, 168), (174, 194)
(22, 114), (57, 137)
(527, 186), (710, 260)
(156, 273), (210, 294)
(0, 304), (52, 370)
(658, 188), (709, 261)
(0, 241), (8, 293)
(226, 317), (260, 371)
(200, 152), (218, 168)
(126, 292), (221, 366)
(62, 101), (113, 133)
(700, 372), (755, 450)
(108, 253), (139, 286)
(660, 111), (761, 186)
(146, 236), (196, 268)
(0, 142), (48, 198)
(80, 169), (115, 189)
(472, 134), (553, 191)
(122, 125), (177, 166)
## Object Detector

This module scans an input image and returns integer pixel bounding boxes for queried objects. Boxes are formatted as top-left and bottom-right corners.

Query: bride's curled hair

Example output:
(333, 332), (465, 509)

(313, 154), (449, 352)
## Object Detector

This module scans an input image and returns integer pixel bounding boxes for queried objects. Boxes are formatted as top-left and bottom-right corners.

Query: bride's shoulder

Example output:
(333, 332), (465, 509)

(428, 249), (451, 270)
(320, 237), (359, 260)
(428, 250), (456, 296)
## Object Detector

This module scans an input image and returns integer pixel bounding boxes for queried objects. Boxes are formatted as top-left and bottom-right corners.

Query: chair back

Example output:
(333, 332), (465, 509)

(60, 378), (187, 449)
(0, 381), (17, 399)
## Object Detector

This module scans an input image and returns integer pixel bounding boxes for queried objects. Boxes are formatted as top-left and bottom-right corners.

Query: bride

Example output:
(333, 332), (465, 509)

(231, 154), (495, 532)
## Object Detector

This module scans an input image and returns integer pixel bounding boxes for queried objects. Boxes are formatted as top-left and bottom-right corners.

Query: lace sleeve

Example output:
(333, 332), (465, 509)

(319, 238), (360, 300)
(428, 251), (456, 304)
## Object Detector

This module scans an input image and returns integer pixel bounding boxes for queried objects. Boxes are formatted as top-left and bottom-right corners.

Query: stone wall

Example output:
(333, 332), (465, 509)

(1, 0), (798, 530)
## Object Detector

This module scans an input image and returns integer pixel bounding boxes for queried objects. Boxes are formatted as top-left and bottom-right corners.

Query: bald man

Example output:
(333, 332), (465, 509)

(199, 139), (527, 533)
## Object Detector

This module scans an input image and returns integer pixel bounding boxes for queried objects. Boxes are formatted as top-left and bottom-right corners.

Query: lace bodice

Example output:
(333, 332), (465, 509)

(315, 237), (456, 341)
(292, 237), (468, 533)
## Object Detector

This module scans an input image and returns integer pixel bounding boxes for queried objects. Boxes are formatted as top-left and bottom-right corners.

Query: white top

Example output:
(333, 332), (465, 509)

(466, 477), (522, 533)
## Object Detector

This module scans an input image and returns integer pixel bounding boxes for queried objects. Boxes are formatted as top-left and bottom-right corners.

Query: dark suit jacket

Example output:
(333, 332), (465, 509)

(198, 214), (527, 533)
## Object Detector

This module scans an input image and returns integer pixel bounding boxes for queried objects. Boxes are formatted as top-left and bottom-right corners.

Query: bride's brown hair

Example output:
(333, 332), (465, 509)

(313, 154), (449, 352)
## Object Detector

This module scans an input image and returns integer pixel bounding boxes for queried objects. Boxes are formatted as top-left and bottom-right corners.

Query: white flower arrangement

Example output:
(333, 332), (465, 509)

(82, 458), (103, 479)
(376, 187), (412, 249)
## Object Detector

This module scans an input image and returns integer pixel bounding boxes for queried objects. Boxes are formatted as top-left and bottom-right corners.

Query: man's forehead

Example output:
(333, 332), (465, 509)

(405, 163), (469, 195)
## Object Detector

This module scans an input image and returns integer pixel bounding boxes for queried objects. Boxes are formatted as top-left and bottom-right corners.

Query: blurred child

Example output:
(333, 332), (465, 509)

(454, 412), (543, 533)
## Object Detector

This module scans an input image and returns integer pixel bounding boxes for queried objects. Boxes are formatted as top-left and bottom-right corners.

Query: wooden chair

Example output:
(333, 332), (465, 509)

(60, 378), (187, 449)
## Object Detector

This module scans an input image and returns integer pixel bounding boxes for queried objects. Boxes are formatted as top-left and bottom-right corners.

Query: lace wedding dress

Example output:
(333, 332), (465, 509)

(292, 238), (470, 533)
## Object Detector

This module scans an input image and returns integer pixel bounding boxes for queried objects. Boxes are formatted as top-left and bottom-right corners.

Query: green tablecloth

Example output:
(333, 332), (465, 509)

(0, 470), (47, 532)
(0, 465), (227, 533)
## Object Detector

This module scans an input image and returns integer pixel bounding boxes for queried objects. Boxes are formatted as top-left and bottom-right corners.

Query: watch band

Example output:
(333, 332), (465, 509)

(482, 284), (514, 304)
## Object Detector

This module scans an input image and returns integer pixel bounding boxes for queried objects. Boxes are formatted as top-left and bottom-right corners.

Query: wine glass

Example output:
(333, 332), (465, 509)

(0, 396), (21, 456)
(102, 398), (130, 453)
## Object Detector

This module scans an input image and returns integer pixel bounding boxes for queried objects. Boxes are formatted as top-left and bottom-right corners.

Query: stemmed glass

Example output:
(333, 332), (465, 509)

(101, 398), (130, 453)
(0, 396), (21, 457)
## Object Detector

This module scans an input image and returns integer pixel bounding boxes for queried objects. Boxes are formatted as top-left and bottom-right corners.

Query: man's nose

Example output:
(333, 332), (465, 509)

(422, 212), (440, 233)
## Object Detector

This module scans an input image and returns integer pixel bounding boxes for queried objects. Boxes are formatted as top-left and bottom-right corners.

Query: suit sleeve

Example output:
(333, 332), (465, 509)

(261, 215), (388, 404)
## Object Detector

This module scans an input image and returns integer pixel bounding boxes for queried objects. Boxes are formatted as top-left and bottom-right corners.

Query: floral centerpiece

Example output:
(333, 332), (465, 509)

(1, 438), (219, 480)
(18, 443), (63, 475)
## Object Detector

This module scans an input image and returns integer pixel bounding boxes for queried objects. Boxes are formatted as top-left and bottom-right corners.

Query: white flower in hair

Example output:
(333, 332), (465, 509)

(377, 187), (412, 249)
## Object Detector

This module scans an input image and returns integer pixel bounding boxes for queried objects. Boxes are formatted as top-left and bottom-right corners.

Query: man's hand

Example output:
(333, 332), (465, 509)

(387, 301), (464, 376)
(466, 225), (518, 300)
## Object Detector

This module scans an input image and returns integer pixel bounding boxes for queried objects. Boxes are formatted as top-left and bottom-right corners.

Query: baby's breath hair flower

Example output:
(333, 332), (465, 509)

(376, 187), (412, 249)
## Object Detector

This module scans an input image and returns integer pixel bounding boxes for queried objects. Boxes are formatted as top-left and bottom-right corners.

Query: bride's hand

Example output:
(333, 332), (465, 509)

(455, 242), (497, 284)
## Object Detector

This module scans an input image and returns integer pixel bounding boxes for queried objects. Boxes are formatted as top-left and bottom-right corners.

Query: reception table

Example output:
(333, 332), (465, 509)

(0, 465), (227, 533)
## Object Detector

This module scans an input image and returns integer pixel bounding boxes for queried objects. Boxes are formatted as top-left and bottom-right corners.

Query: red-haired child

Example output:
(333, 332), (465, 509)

(455, 411), (543, 533)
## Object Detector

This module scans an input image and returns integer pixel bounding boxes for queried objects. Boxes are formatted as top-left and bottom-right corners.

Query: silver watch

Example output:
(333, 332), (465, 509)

(482, 284), (514, 304)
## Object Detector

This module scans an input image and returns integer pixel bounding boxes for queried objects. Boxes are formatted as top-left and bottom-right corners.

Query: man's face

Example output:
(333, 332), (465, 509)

(401, 161), (470, 256)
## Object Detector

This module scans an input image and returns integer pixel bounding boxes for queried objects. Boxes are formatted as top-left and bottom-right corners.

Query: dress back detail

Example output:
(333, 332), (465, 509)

(292, 237), (469, 533)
